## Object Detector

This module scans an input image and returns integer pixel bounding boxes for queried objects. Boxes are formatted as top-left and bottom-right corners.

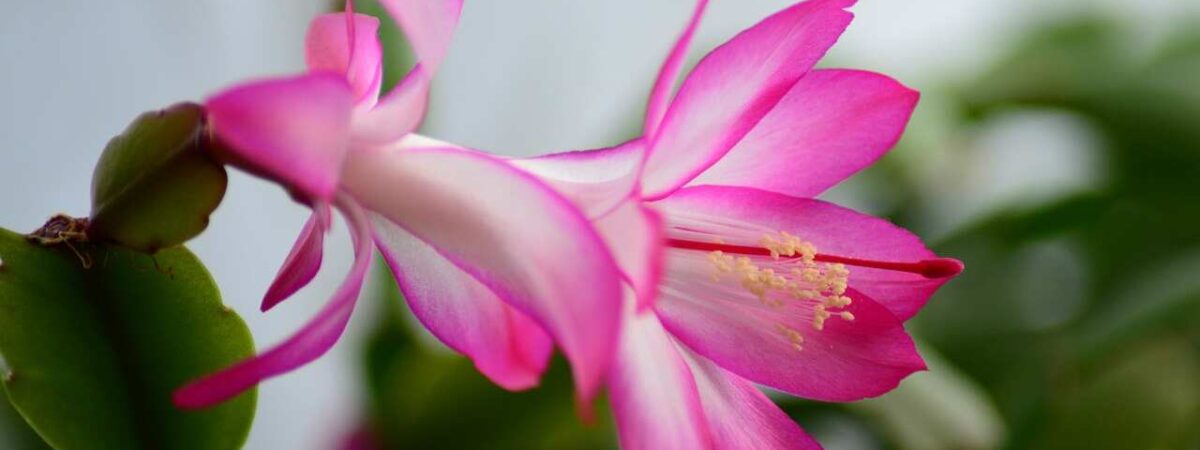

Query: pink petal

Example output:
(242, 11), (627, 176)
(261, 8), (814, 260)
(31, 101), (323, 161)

(305, 12), (384, 106)
(594, 201), (665, 311)
(206, 73), (355, 202)
(174, 193), (373, 408)
(353, 0), (463, 144)
(641, 0), (855, 199)
(643, 0), (709, 138)
(261, 204), (332, 312)
(353, 67), (431, 145)
(657, 186), (956, 320)
(340, 145), (623, 403)
(377, 0), (463, 73)
(609, 298), (712, 450)
(657, 272), (924, 401)
(688, 69), (918, 197)
(678, 347), (823, 450)
(510, 139), (644, 218)
(372, 215), (553, 390)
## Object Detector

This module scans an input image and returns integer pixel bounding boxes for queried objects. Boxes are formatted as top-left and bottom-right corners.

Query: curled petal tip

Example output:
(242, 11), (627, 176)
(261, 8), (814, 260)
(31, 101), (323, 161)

(260, 292), (284, 313)
(258, 209), (329, 312)
(173, 195), (373, 411)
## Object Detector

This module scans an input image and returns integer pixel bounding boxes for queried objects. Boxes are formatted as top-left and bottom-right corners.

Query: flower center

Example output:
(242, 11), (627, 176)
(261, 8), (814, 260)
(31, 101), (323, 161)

(666, 232), (962, 350)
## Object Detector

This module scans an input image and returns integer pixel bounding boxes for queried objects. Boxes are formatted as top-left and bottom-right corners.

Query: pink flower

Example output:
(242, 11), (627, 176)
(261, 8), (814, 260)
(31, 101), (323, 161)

(504, 0), (964, 447)
(174, 1), (623, 409)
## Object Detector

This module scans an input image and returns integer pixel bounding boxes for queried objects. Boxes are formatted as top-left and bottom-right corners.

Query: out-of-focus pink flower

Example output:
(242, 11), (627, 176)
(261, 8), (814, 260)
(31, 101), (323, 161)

(499, 0), (963, 447)
(174, 1), (623, 409)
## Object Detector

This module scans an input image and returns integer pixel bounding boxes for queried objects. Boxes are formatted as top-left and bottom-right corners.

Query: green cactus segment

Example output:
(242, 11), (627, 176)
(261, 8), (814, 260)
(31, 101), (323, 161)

(88, 103), (227, 253)
(0, 227), (255, 450)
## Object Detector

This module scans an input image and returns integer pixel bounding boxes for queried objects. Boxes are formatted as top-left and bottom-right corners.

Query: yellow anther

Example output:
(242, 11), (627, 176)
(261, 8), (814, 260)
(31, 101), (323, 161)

(830, 280), (848, 296)
(790, 287), (820, 300)
(775, 323), (805, 352)
(734, 256), (754, 272)
(800, 267), (823, 284)
(708, 251), (735, 274)
(828, 263), (850, 278)
(812, 305), (830, 330)
(797, 242), (817, 263)
(761, 234), (783, 259)
(823, 295), (852, 309)
(707, 231), (856, 334)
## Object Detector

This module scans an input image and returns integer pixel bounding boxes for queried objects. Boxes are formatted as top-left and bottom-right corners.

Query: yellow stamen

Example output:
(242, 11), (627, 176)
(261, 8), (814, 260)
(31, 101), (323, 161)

(707, 231), (857, 340)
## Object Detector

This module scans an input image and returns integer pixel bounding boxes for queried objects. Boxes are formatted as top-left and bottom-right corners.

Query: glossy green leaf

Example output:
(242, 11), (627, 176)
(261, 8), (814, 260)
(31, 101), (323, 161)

(0, 226), (255, 450)
(88, 103), (227, 253)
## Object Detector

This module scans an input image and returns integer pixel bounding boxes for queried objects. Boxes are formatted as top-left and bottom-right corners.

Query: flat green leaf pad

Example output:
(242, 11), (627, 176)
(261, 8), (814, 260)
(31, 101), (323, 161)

(0, 227), (255, 450)
(89, 103), (227, 253)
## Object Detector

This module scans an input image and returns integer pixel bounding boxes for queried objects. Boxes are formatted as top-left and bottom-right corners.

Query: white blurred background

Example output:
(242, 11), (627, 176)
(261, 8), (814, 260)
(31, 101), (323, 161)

(1, 0), (1195, 448)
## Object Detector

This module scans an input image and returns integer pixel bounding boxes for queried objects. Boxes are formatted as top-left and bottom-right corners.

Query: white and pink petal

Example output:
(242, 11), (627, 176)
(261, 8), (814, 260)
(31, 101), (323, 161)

(305, 12), (384, 106)
(656, 264), (925, 402)
(679, 346), (823, 450)
(206, 73), (355, 202)
(641, 0), (856, 199)
(353, 68), (431, 145)
(688, 69), (918, 198)
(377, 0), (463, 73)
(608, 302), (822, 450)
(609, 299), (712, 450)
(340, 145), (623, 403)
(643, 0), (709, 138)
(175, 194), (373, 408)
(261, 205), (332, 312)
(510, 139), (644, 218)
(354, 0), (463, 144)
(594, 201), (665, 311)
(372, 216), (553, 390)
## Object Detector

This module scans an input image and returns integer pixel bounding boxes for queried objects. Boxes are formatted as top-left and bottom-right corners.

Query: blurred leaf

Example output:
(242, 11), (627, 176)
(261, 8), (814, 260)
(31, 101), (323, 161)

(916, 15), (1200, 450)
(0, 391), (50, 450)
(962, 19), (1133, 111)
(1032, 338), (1200, 450)
(1074, 251), (1200, 364)
(852, 348), (1005, 450)
(360, 265), (616, 450)
(0, 226), (255, 450)
(776, 398), (890, 450)
(88, 103), (227, 253)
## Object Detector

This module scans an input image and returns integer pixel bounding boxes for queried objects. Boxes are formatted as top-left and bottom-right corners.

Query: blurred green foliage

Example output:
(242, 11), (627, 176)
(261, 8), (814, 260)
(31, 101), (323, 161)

(0, 394), (50, 450)
(357, 264), (617, 449)
(913, 17), (1200, 450)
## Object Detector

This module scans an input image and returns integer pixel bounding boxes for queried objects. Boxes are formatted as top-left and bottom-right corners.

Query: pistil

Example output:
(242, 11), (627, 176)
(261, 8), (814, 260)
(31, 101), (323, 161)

(667, 238), (962, 279)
